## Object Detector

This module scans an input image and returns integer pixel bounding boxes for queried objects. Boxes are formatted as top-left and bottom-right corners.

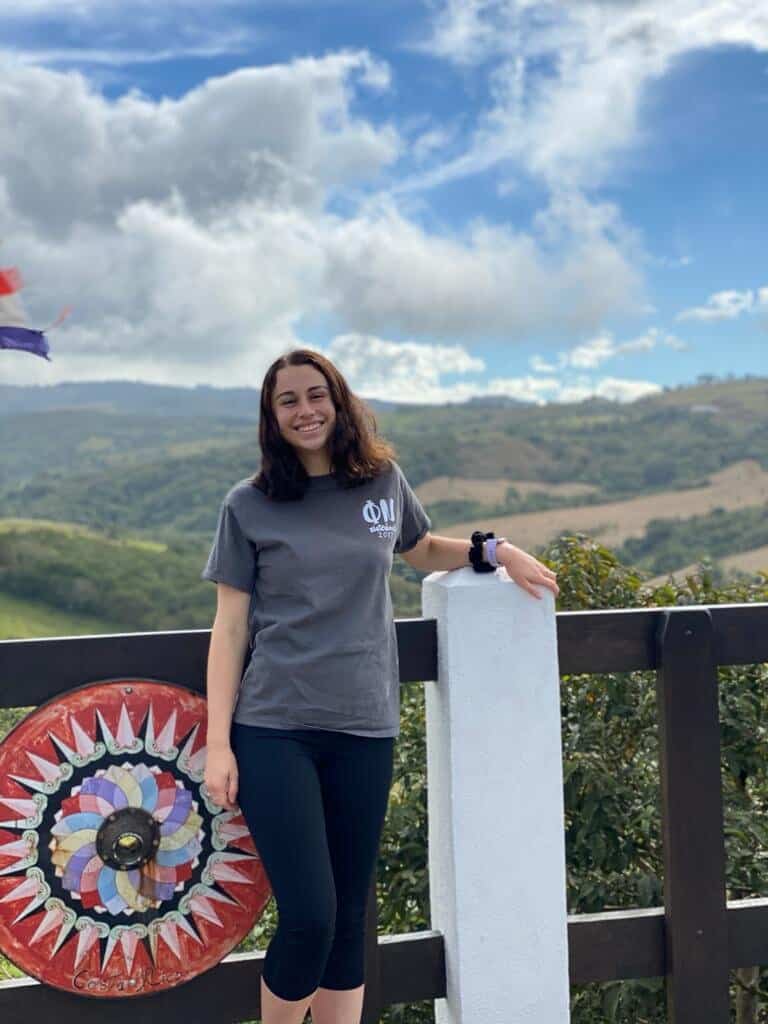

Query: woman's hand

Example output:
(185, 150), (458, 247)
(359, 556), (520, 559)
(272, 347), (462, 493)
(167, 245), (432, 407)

(204, 743), (239, 811)
(496, 543), (560, 600)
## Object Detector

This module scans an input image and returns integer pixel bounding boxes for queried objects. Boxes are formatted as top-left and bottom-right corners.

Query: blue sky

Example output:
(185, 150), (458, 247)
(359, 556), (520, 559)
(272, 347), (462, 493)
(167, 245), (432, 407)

(0, 0), (766, 404)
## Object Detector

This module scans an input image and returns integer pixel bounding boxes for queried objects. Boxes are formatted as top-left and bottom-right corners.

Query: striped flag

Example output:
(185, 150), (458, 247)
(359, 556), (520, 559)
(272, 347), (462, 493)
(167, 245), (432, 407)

(0, 265), (58, 362)
(0, 267), (23, 296)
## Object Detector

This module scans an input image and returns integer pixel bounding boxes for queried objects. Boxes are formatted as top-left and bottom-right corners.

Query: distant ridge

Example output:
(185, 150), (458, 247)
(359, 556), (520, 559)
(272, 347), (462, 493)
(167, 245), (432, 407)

(0, 380), (400, 418)
(462, 394), (527, 407)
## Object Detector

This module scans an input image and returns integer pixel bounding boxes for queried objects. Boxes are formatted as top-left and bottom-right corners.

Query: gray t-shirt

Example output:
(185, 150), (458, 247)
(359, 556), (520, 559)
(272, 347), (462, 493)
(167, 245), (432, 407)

(201, 459), (431, 738)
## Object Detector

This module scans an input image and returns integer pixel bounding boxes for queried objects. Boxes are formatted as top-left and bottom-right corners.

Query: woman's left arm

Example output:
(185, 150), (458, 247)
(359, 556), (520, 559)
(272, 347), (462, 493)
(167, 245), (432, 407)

(402, 534), (559, 600)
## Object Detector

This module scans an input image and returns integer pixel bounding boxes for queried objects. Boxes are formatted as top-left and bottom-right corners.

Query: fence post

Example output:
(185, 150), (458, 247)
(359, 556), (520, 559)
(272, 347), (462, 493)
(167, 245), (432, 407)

(421, 566), (570, 1023)
(655, 608), (729, 1020)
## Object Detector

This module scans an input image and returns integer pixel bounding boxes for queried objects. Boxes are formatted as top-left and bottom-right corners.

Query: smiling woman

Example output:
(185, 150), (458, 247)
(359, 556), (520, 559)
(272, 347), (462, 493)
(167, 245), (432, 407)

(197, 344), (559, 1022)
(199, 346), (429, 1021)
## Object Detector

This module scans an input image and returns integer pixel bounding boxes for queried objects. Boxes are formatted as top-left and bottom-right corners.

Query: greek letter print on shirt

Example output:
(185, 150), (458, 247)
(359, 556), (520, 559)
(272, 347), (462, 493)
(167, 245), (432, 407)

(363, 493), (397, 542)
(201, 459), (431, 739)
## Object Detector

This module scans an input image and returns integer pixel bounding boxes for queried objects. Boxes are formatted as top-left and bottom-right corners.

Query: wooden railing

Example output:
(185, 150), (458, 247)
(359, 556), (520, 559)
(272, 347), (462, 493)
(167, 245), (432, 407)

(0, 602), (767, 1021)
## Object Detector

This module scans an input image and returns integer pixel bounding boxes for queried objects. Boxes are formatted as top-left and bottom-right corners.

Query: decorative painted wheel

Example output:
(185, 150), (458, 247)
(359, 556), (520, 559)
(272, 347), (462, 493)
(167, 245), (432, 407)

(0, 680), (271, 997)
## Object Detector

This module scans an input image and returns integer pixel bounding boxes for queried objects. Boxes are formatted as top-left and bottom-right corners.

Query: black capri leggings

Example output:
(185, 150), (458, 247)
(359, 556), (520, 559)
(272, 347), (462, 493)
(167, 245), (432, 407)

(231, 722), (395, 1001)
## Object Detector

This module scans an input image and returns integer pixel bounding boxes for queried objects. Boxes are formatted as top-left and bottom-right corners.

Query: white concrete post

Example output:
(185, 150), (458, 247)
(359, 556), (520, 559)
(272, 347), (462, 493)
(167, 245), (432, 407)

(421, 565), (570, 1024)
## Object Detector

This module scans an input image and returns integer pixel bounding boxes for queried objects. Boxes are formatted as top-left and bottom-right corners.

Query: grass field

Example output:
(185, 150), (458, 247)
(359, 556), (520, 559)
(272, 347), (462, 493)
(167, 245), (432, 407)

(0, 591), (121, 640)
(0, 518), (166, 552)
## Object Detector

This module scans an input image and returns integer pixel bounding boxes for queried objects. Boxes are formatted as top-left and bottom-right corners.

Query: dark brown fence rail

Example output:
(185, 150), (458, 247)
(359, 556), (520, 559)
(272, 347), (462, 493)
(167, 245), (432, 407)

(1, 602), (767, 1022)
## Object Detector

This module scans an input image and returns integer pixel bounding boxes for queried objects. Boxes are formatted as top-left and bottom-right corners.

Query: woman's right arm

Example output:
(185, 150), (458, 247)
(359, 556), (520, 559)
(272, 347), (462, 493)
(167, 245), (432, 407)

(204, 583), (251, 811)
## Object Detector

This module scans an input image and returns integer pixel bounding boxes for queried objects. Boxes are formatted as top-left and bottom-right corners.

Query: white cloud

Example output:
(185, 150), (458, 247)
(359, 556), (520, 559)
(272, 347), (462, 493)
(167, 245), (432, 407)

(529, 354), (559, 373)
(329, 332), (485, 402)
(585, 376), (662, 404)
(0, 53), (398, 235)
(5, 35), (258, 68)
(411, 1), (768, 192)
(412, 127), (454, 163)
(677, 287), (768, 321)
(330, 332), (660, 405)
(0, 54), (391, 385)
(568, 333), (616, 369)
(0, 53), (653, 388)
(653, 253), (693, 268)
(323, 196), (644, 338)
(419, 0), (504, 66)
(528, 326), (688, 373)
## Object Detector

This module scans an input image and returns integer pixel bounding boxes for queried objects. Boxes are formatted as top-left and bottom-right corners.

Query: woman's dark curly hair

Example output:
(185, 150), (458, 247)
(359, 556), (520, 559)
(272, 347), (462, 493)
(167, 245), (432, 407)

(251, 347), (397, 501)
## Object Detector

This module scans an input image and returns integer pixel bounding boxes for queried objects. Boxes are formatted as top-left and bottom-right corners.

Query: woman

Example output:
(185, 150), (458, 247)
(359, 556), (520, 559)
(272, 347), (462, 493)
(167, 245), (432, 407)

(201, 348), (559, 1024)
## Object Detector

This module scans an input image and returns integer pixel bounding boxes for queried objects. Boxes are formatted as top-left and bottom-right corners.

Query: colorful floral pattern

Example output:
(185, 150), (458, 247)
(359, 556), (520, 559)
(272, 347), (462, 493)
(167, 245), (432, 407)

(0, 681), (272, 997)
(51, 763), (203, 914)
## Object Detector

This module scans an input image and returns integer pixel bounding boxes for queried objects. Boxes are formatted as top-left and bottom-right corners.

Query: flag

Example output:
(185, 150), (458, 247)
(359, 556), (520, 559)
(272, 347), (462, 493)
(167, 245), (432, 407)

(0, 325), (52, 361)
(0, 267), (23, 295)
(0, 264), (64, 362)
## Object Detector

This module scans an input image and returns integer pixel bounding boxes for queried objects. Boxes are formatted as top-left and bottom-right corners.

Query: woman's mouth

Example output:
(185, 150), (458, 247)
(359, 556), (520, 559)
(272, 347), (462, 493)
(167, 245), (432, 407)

(295, 422), (323, 435)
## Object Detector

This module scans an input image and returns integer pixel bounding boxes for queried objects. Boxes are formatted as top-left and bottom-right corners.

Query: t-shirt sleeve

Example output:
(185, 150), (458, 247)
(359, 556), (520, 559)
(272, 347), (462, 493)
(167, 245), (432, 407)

(394, 464), (432, 554)
(201, 496), (257, 594)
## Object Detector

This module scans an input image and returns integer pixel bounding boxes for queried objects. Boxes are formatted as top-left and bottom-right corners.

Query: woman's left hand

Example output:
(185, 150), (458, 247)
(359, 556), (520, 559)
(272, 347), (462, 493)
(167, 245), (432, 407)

(496, 543), (559, 600)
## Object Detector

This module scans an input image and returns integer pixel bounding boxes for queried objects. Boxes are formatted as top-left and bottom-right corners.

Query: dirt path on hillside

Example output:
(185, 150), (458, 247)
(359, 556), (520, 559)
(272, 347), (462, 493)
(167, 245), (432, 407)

(425, 459), (768, 551)
(415, 476), (599, 505)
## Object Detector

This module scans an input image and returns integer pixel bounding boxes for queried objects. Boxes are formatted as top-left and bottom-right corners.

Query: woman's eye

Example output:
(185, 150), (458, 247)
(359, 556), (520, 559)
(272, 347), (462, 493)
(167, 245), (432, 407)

(281, 393), (325, 406)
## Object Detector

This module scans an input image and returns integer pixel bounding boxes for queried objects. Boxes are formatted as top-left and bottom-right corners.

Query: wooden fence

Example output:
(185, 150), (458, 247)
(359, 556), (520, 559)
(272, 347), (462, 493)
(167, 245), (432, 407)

(0, 602), (767, 1021)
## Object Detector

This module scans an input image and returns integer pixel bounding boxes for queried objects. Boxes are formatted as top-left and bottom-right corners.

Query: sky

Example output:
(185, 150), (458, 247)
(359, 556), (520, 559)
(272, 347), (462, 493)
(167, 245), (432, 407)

(0, 0), (766, 405)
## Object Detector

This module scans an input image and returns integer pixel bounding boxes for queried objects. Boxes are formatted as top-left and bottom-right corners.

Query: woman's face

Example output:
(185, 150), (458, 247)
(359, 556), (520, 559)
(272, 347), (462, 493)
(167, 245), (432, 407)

(271, 363), (337, 470)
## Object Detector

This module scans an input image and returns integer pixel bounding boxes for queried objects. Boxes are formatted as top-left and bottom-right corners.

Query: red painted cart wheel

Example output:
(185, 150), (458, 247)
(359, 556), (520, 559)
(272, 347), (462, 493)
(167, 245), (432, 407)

(0, 679), (271, 997)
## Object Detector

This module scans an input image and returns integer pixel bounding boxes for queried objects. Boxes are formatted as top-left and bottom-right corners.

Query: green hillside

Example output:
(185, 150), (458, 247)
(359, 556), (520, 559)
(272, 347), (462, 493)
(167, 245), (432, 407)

(0, 408), (256, 489)
(617, 504), (768, 575)
(0, 375), (766, 595)
(3, 377), (768, 538)
(0, 590), (121, 640)
(0, 526), (215, 632)
(0, 522), (424, 637)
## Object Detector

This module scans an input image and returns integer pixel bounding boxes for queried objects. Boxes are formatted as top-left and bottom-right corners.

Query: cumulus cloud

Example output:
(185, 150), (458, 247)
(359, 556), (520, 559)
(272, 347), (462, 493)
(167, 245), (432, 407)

(323, 196), (644, 338)
(0, 53), (397, 234)
(677, 287), (768, 321)
(329, 332), (485, 403)
(0, 54), (387, 385)
(330, 332), (660, 405)
(0, 49), (653, 391)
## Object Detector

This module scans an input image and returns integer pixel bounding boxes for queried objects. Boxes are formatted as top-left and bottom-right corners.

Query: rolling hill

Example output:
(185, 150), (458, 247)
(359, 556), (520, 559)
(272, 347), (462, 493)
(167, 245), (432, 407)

(0, 374), (766, 603)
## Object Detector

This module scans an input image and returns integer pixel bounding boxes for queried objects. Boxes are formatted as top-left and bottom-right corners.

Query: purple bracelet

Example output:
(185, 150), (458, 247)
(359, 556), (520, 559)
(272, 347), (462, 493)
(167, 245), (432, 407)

(486, 537), (510, 567)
